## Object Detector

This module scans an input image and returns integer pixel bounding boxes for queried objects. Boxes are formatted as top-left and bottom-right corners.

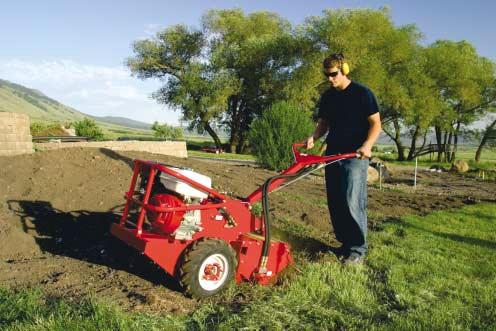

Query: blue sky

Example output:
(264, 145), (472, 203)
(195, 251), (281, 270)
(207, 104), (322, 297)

(1, 0), (495, 125)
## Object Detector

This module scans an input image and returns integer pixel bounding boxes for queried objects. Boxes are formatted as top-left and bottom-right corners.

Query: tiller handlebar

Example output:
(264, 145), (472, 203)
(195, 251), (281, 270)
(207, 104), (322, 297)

(248, 143), (359, 275)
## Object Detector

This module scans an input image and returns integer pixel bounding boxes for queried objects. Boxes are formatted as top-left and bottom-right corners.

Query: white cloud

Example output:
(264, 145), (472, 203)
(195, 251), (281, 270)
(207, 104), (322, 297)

(143, 23), (165, 38)
(0, 59), (179, 125)
(0, 59), (129, 84)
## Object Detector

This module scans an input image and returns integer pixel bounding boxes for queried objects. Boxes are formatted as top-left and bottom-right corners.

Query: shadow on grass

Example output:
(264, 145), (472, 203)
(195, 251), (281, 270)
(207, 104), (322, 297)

(391, 216), (496, 251)
(7, 199), (182, 292)
(270, 226), (341, 260)
(458, 209), (496, 222)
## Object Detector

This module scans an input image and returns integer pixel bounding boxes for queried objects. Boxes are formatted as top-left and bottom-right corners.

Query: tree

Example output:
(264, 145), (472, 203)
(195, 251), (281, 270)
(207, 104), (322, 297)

(424, 41), (496, 162)
(474, 115), (496, 162)
(302, 9), (496, 162)
(127, 8), (496, 160)
(249, 101), (314, 170)
(128, 9), (306, 153)
(303, 8), (433, 160)
(151, 121), (183, 139)
(73, 118), (104, 141)
(403, 50), (447, 160)
(127, 25), (234, 148)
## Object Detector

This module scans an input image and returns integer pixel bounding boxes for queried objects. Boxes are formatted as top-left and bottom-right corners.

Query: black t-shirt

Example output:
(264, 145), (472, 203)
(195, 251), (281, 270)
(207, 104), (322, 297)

(317, 81), (379, 154)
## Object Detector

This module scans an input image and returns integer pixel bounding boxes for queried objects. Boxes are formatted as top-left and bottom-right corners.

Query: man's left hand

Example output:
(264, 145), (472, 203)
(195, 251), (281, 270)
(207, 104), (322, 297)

(356, 144), (372, 160)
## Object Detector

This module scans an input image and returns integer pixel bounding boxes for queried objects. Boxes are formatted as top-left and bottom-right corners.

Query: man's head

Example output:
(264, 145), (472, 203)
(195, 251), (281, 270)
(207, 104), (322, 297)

(323, 53), (350, 90)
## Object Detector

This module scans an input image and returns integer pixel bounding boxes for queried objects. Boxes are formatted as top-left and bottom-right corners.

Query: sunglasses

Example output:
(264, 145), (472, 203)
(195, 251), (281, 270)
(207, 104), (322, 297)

(324, 71), (340, 78)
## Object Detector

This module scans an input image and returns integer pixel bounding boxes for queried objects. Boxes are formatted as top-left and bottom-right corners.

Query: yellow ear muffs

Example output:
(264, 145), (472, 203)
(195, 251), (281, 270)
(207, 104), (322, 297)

(341, 62), (350, 75)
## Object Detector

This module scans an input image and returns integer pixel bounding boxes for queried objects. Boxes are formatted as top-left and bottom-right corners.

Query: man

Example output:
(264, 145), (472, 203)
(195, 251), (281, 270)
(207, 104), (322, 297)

(306, 53), (381, 265)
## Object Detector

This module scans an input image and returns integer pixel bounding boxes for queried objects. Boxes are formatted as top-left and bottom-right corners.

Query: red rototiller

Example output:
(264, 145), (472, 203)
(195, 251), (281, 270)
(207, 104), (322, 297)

(110, 143), (357, 298)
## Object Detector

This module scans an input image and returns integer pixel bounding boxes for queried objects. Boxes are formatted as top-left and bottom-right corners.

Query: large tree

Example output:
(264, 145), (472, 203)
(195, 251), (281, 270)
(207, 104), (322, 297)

(127, 9), (306, 153)
(403, 51), (447, 160)
(303, 8), (435, 160)
(127, 25), (236, 147)
(203, 9), (307, 152)
(424, 40), (495, 162)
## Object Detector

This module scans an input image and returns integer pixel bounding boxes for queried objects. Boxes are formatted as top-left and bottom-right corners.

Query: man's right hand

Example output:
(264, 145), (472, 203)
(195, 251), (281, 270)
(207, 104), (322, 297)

(305, 136), (314, 149)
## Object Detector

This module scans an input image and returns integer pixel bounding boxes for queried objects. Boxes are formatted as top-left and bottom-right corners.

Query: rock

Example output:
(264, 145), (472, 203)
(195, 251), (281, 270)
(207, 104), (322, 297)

(369, 157), (392, 177)
(60, 125), (76, 136)
(367, 166), (379, 184)
(450, 160), (469, 173)
(369, 157), (383, 165)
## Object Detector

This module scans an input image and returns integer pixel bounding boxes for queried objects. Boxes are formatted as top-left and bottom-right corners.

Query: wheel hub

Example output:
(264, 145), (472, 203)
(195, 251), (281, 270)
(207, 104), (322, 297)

(198, 254), (229, 291)
(203, 263), (223, 281)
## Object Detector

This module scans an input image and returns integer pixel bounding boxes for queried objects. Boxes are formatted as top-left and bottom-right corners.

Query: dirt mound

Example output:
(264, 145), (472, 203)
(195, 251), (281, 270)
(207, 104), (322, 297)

(0, 148), (495, 314)
(0, 211), (41, 258)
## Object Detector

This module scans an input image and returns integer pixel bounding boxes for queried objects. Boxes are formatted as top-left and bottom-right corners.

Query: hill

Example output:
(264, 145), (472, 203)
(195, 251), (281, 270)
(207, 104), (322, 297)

(0, 79), (87, 123)
(91, 115), (151, 130)
(0, 78), (152, 131)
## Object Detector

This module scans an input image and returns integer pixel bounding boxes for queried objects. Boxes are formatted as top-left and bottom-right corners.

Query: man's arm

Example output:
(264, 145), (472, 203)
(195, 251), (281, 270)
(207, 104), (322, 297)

(306, 118), (328, 149)
(357, 112), (381, 159)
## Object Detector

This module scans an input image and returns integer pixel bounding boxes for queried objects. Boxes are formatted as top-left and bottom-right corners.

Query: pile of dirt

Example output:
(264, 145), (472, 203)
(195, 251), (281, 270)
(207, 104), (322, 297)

(0, 148), (495, 314)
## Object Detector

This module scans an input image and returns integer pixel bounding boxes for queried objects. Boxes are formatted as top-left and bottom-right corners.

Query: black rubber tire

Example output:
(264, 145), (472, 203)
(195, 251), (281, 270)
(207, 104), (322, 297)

(179, 238), (237, 298)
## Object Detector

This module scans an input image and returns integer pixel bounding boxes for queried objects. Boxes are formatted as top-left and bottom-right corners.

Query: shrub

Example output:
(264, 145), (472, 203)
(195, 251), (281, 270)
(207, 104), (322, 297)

(73, 118), (105, 141)
(30, 122), (67, 136)
(249, 101), (315, 170)
(151, 122), (183, 139)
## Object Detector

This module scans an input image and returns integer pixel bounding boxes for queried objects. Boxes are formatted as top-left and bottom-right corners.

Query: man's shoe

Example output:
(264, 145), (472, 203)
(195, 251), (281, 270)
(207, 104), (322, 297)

(342, 253), (364, 266)
(327, 245), (349, 259)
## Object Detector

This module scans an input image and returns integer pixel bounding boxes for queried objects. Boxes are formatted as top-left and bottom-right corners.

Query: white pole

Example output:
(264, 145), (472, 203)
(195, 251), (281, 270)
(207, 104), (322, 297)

(414, 157), (418, 188)
(379, 164), (382, 190)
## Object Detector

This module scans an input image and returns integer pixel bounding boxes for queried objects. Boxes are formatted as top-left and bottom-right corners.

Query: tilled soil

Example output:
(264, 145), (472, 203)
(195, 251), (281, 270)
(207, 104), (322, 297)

(1, 148), (495, 314)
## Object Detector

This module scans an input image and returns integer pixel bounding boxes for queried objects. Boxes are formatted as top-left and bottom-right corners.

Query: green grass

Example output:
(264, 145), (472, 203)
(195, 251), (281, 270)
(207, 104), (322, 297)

(188, 150), (256, 161)
(1, 204), (495, 330)
(456, 147), (496, 163)
(102, 127), (155, 140)
(0, 288), (187, 330)
(375, 144), (496, 167)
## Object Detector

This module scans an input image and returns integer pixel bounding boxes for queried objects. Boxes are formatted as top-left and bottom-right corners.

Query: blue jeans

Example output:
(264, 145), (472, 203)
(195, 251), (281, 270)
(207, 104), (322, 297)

(325, 157), (368, 257)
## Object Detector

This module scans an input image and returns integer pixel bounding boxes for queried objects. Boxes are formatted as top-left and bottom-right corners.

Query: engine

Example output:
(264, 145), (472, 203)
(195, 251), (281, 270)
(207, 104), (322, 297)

(145, 167), (211, 240)
(147, 193), (186, 234)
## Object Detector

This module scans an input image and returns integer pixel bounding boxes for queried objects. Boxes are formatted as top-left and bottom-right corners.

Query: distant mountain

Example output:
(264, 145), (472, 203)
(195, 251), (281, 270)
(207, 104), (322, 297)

(0, 78), (151, 130)
(0, 78), (88, 122)
(90, 115), (151, 130)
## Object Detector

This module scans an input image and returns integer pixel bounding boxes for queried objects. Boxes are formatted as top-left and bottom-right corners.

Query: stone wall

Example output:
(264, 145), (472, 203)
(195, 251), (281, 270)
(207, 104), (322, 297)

(35, 140), (188, 158)
(0, 112), (34, 156)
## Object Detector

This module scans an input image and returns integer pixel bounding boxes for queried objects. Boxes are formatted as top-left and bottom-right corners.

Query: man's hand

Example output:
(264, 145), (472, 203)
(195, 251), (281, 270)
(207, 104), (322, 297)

(356, 144), (372, 160)
(307, 119), (328, 150)
(359, 113), (381, 160)
(305, 136), (314, 149)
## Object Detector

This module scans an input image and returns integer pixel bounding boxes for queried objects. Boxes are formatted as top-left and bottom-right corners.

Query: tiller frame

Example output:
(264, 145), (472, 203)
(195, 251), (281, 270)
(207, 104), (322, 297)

(110, 143), (357, 297)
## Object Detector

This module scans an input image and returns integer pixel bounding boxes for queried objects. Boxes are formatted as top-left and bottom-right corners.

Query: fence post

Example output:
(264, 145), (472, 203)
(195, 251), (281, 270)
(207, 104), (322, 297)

(414, 157), (418, 189)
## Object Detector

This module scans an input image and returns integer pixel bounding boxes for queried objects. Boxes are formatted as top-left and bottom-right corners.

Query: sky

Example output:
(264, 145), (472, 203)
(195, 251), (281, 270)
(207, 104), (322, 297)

(0, 0), (495, 125)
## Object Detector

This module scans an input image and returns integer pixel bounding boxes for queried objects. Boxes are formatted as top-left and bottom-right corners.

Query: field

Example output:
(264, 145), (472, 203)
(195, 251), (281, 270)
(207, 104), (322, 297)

(374, 144), (496, 164)
(1, 148), (495, 329)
